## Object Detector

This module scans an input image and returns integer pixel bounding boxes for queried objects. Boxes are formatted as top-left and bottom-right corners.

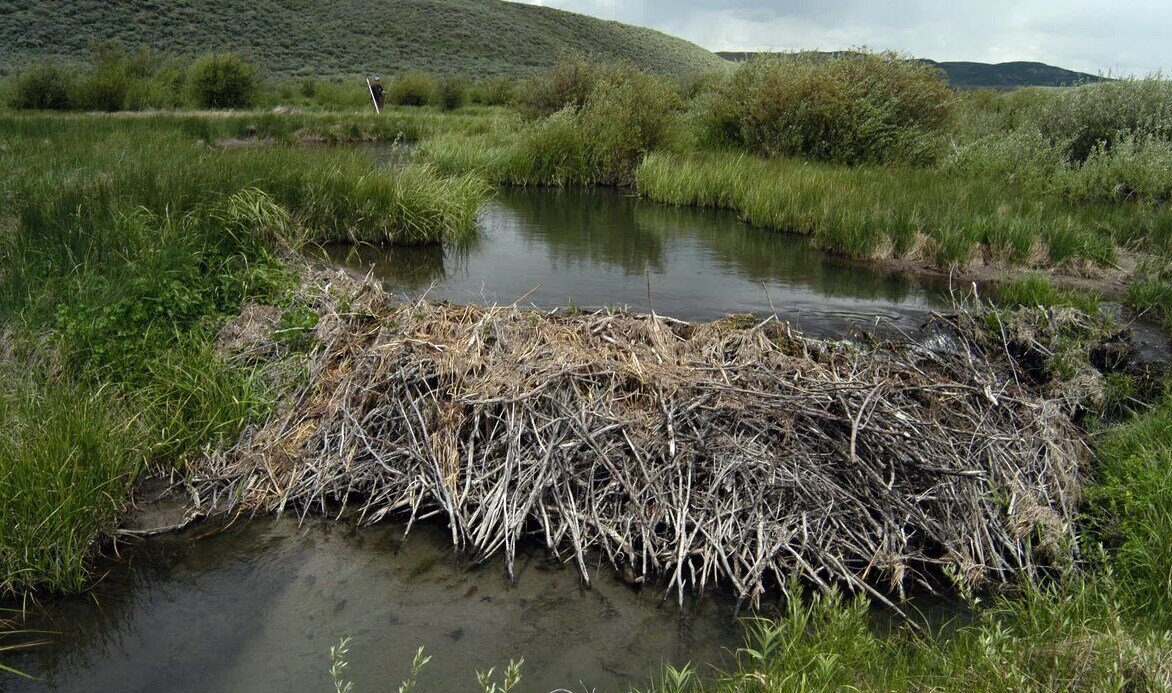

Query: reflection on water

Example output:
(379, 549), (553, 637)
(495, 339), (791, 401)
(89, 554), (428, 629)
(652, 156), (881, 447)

(320, 188), (950, 335)
(3, 520), (744, 692)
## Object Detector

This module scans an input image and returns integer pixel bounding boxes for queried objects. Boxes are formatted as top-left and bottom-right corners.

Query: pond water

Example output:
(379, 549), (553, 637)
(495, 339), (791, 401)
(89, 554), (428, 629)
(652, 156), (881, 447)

(320, 187), (952, 336)
(3, 521), (744, 692)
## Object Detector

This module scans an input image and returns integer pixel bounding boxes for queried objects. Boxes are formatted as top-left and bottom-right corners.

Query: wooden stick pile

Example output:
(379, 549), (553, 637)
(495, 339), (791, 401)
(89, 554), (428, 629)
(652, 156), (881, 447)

(195, 273), (1088, 605)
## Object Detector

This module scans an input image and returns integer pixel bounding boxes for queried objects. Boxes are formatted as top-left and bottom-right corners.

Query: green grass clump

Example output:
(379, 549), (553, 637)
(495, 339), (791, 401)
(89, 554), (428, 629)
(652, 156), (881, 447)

(424, 64), (676, 186)
(0, 376), (141, 595)
(0, 113), (490, 595)
(997, 274), (1101, 313)
(699, 51), (956, 166)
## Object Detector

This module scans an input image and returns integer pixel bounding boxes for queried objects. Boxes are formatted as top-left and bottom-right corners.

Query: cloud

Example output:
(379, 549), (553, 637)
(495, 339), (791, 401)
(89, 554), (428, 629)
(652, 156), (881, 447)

(516, 0), (1169, 76)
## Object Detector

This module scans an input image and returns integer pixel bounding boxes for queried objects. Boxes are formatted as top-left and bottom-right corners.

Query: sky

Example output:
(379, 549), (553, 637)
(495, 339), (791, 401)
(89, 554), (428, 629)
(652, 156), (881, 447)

(521, 0), (1169, 76)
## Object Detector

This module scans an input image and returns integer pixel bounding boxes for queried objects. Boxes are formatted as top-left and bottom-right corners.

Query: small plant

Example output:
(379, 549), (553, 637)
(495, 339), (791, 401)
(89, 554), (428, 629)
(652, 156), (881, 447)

(398, 646), (431, 693)
(329, 636), (354, 693)
(188, 52), (259, 108)
(476, 657), (524, 693)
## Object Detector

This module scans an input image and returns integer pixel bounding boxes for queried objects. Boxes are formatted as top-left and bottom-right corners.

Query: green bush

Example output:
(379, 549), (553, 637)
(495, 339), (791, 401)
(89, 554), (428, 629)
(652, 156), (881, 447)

(387, 72), (436, 107)
(476, 77), (516, 106)
(704, 52), (956, 166)
(1030, 78), (1172, 161)
(517, 55), (598, 120)
(188, 53), (259, 108)
(75, 41), (132, 111)
(577, 65), (678, 184)
(8, 62), (72, 110)
(434, 76), (468, 111)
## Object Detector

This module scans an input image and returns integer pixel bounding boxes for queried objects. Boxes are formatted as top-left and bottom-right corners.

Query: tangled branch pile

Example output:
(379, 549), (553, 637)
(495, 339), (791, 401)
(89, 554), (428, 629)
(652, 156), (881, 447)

(196, 272), (1089, 606)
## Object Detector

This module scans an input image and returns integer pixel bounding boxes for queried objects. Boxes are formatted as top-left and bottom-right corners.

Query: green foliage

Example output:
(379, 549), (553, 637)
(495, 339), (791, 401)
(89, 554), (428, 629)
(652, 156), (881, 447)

(634, 150), (1125, 266)
(434, 76), (469, 111)
(517, 55), (598, 120)
(996, 274), (1101, 313)
(1031, 77), (1172, 161)
(0, 0), (729, 80)
(475, 77), (516, 106)
(8, 62), (72, 110)
(0, 375), (141, 595)
(426, 64), (676, 186)
(188, 53), (259, 108)
(704, 52), (957, 166)
(387, 73), (437, 107)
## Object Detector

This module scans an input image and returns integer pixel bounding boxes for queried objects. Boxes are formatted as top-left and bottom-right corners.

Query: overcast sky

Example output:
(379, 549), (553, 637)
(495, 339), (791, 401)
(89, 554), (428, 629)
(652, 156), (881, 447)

(522, 0), (1169, 76)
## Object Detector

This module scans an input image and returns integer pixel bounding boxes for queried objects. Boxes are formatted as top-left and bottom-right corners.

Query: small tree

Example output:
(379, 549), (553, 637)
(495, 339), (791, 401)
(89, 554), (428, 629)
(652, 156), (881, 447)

(189, 53), (259, 108)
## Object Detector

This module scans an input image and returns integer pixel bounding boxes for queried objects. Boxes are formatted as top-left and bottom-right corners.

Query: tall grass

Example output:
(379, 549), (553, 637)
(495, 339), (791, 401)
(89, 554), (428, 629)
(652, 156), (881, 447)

(0, 376), (141, 595)
(423, 64), (676, 186)
(635, 150), (1123, 266)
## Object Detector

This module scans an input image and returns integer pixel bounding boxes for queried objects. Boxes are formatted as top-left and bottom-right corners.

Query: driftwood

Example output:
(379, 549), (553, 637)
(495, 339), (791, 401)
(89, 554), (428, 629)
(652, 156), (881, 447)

(194, 272), (1089, 606)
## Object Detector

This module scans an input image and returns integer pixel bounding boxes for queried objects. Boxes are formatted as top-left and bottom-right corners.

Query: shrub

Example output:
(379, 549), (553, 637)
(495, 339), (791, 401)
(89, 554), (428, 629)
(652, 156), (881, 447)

(75, 41), (132, 111)
(434, 77), (468, 111)
(1066, 134), (1172, 203)
(1030, 78), (1172, 161)
(8, 62), (72, 110)
(704, 51), (956, 166)
(517, 55), (598, 120)
(477, 77), (516, 106)
(578, 65), (678, 184)
(188, 53), (260, 108)
(387, 72), (436, 107)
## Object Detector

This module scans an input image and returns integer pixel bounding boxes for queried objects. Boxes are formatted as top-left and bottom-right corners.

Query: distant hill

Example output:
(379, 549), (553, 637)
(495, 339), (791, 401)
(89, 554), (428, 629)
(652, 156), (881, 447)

(716, 51), (1103, 89)
(0, 0), (729, 78)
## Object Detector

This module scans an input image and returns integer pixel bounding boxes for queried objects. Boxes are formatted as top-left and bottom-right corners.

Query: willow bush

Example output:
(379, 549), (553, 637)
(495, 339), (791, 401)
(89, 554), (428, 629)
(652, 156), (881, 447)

(703, 52), (956, 166)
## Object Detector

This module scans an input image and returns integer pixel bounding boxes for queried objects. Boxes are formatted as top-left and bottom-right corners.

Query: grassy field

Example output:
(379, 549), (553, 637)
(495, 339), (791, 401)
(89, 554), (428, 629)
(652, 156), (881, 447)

(0, 0), (728, 79)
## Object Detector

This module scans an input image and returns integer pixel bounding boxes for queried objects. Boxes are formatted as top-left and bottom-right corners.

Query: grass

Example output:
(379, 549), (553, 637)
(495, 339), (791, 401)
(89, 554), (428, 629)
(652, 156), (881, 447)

(0, 0), (728, 79)
(634, 150), (1127, 266)
(0, 112), (488, 595)
(997, 273), (1101, 313)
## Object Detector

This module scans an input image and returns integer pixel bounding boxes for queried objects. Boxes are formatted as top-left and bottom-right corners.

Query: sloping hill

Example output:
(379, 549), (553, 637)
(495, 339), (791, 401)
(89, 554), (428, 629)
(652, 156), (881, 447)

(0, 0), (729, 78)
(717, 51), (1102, 89)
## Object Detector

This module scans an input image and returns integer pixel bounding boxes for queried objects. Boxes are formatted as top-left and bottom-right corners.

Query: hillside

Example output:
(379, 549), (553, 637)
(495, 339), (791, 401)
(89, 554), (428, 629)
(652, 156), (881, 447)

(0, 0), (729, 78)
(717, 51), (1102, 89)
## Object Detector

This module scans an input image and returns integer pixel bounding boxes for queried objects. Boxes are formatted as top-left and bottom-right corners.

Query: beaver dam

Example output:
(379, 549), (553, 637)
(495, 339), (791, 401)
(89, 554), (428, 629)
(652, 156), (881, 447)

(195, 271), (1093, 610)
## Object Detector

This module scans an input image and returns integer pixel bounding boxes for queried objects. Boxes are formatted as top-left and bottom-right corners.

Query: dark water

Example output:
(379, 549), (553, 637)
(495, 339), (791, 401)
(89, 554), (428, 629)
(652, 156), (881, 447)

(321, 187), (951, 336)
(3, 521), (743, 692)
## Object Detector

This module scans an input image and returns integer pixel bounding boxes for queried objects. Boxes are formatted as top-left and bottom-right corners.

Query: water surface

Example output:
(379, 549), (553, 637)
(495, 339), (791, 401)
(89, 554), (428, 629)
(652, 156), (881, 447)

(322, 187), (951, 336)
(4, 520), (743, 692)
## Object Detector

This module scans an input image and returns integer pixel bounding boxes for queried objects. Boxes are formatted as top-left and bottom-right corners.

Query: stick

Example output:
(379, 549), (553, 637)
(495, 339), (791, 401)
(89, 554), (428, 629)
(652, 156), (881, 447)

(366, 78), (381, 115)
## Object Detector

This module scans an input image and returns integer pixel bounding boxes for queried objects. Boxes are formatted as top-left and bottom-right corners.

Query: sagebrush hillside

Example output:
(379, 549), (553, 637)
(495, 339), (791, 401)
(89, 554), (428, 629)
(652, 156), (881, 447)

(0, 0), (729, 78)
(717, 52), (1102, 89)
